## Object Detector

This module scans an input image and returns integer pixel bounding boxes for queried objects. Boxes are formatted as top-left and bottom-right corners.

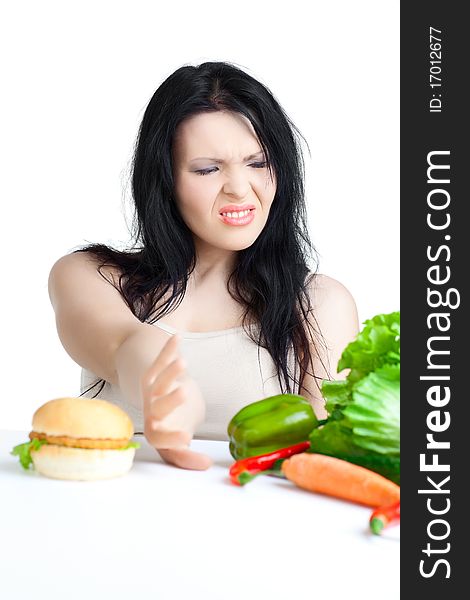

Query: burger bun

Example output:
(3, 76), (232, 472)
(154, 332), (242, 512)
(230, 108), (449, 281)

(31, 444), (136, 481)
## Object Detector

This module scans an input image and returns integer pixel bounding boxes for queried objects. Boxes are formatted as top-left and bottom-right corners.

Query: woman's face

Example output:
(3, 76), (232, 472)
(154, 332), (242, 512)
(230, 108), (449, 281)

(172, 111), (277, 255)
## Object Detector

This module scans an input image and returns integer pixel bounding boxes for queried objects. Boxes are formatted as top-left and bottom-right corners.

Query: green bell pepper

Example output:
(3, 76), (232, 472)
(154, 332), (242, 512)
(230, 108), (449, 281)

(227, 394), (319, 460)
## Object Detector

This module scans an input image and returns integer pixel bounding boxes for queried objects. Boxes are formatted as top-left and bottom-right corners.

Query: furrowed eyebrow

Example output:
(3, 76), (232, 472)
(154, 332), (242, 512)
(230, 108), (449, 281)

(189, 151), (265, 164)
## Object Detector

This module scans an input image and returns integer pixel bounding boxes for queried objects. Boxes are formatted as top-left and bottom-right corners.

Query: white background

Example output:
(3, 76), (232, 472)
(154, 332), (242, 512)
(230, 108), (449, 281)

(1, 0), (399, 429)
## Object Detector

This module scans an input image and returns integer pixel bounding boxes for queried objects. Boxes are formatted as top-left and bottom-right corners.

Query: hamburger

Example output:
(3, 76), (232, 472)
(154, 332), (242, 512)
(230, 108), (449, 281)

(11, 397), (140, 481)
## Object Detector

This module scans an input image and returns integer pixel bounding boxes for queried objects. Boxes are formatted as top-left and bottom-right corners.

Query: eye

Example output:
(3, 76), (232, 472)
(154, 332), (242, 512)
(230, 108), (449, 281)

(195, 167), (218, 176)
(194, 161), (267, 176)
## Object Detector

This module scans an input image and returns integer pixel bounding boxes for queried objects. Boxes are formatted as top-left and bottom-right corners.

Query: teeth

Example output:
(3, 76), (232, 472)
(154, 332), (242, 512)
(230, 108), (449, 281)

(222, 209), (252, 218)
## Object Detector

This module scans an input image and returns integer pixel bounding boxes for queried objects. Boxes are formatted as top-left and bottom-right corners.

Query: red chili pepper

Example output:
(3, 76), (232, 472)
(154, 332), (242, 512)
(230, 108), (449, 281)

(229, 441), (311, 486)
(369, 500), (401, 535)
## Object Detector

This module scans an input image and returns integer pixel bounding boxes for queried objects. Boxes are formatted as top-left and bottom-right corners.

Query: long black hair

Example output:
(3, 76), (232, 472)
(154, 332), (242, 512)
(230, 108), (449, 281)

(77, 60), (328, 400)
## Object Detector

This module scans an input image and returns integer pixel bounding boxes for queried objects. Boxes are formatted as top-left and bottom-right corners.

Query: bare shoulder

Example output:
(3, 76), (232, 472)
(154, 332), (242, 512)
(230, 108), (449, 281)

(305, 273), (360, 374)
(49, 251), (121, 287)
(48, 250), (123, 310)
(49, 250), (120, 279)
(307, 273), (357, 312)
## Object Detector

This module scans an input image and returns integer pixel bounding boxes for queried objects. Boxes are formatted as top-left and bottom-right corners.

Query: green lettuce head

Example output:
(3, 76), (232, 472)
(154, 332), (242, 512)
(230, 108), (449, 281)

(309, 311), (400, 483)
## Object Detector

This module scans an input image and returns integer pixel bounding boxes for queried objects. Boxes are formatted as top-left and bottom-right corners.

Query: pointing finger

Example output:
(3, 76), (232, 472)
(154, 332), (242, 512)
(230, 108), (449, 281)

(142, 334), (181, 395)
(147, 385), (185, 421)
(151, 357), (186, 397)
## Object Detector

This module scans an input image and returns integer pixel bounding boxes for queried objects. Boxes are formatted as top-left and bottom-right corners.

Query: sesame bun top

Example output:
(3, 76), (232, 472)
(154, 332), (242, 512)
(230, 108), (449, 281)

(32, 397), (134, 440)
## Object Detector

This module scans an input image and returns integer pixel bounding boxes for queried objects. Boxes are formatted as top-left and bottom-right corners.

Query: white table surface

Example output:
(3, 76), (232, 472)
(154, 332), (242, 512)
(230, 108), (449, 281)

(1, 429), (399, 600)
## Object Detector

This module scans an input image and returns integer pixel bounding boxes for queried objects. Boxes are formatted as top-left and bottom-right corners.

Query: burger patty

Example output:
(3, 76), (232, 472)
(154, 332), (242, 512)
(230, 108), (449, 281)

(29, 431), (130, 450)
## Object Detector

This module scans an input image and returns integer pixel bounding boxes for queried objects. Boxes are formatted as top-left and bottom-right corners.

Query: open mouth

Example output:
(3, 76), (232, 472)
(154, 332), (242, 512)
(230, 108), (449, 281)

(219, 208), (256, 226)
(220, 208), (254, 218)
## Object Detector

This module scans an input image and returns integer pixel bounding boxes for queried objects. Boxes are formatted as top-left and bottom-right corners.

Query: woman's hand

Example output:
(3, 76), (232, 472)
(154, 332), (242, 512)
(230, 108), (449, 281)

(142, 333), (213, 470)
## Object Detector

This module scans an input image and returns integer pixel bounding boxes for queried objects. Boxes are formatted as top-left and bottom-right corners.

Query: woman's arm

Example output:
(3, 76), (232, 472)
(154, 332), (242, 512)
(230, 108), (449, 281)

(299, 274), (360, 419)
(48, 252), (147, 387)
(48, 252), (211, 469)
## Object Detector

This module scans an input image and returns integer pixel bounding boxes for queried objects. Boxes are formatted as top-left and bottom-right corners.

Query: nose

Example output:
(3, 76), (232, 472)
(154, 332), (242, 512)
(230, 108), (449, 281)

(222, 170), (251, 199)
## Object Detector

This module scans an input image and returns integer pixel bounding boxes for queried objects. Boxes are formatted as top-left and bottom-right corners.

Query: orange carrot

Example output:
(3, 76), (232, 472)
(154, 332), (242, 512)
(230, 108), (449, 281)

(281, 453), (400, 508)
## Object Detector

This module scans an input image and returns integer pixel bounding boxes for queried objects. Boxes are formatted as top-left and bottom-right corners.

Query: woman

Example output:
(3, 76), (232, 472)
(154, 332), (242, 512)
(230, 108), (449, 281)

(48, 61), (359, 471)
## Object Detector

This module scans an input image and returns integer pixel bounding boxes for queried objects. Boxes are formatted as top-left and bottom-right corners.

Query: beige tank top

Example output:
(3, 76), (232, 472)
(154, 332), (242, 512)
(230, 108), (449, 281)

(80, 321), (298, 441)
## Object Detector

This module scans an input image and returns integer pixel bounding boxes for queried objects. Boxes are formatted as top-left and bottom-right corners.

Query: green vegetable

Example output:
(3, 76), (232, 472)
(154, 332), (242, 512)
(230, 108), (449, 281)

(10, 439), (141, 471)
(228, 394), (318, 460)
(337, 311), (400, 384)
(309, 311), (400, 483)
(118, 441), (141, 450)
(10, 438), (48, 470)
